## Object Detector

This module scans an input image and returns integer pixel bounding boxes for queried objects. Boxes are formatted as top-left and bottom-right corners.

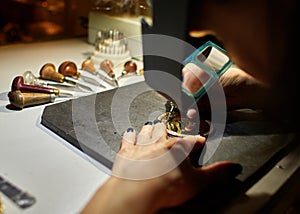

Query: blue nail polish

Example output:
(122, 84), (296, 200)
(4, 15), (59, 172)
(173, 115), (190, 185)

(144, 121), (152, 125)
(127, 127), (134, 132)
(153, 119), (161, 124)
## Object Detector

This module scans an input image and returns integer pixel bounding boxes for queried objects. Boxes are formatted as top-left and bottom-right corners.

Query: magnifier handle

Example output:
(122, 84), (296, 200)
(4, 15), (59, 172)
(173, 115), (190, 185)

(8, 90), (55, 109)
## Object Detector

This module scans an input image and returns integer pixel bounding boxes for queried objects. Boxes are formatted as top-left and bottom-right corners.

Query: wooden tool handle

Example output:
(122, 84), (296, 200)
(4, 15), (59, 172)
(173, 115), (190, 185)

(12, 76), (59, 95)
(124, 60), (137, 74)
(8, 90), (55, 109)
(81, 59), (96, 73)
(40, 63), (65, 83)
(100, 59), (115, 78)
(58, 61), (80, 78)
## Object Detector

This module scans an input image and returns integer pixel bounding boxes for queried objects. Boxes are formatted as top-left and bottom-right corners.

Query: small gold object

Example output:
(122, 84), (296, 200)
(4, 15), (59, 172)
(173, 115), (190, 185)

(0, 197), (5, 214)
(166, 114), (182, 134)
(139, 69), (144, 75)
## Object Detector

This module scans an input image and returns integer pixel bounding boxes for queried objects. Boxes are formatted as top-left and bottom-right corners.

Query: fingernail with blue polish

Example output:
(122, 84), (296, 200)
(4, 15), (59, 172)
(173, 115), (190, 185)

(144, 121), (152, 125)
(153, 119), (161, 124)
(127, 127), (134, 132)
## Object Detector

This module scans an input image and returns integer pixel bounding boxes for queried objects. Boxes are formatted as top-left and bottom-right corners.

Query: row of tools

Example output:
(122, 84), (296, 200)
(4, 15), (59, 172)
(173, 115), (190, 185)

(7, 58), (141, 109)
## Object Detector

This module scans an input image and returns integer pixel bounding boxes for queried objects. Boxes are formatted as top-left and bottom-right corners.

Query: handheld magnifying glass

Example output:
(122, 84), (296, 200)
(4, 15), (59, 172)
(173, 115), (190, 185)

(181, 41), (232, 102)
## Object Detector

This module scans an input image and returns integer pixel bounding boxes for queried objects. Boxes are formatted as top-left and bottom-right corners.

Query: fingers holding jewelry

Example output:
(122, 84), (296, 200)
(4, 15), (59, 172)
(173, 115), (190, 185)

(151, 119), (168, 143)
(121, 127), (136, 148)
(136, 121), (154, 145)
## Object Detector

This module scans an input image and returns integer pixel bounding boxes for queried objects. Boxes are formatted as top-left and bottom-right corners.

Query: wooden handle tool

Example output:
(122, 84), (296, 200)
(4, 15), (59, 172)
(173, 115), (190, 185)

(8, 90), (55, 109)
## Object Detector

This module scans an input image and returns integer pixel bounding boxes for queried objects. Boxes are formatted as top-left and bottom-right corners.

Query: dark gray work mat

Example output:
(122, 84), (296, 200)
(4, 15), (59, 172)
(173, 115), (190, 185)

(41, 81), (296, 186)
(41, 82), (169, 169)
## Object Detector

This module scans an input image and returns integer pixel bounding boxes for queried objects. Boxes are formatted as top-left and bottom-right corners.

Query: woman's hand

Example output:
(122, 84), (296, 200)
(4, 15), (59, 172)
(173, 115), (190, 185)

(218, 67), (270, 110)
(81, 120), (242, 214)
(183, 66), (271, 115)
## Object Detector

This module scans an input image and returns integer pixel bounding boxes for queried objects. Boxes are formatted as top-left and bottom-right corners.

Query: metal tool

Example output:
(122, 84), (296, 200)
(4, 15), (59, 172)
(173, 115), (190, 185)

(12, 76), (74, 97)
(95, 71), (119, 87)
(81, 59), (119, 87)
(39, 63), (94, 92)
(23, 70), (75, 88)
(0, 176), (36, 209)
(58, 61), (106, 88)
(79, 73), (106, 88)
(165, 100), (176, 124)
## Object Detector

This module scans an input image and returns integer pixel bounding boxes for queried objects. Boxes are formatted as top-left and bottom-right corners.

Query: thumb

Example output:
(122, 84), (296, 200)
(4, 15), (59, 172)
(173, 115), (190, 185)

(197, 161), (242, 185)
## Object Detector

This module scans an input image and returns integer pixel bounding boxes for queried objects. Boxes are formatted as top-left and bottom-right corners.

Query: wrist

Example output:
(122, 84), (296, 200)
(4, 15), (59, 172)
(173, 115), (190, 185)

(82, 176), (164, 214)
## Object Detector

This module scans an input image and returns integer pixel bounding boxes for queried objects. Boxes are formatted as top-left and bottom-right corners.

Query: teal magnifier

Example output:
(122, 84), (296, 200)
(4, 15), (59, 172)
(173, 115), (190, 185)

(182, 41), (232, 102)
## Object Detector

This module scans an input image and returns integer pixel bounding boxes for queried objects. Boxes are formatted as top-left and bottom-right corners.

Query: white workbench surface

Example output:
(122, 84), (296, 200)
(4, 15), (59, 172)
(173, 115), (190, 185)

(0, 38), (144, 214)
